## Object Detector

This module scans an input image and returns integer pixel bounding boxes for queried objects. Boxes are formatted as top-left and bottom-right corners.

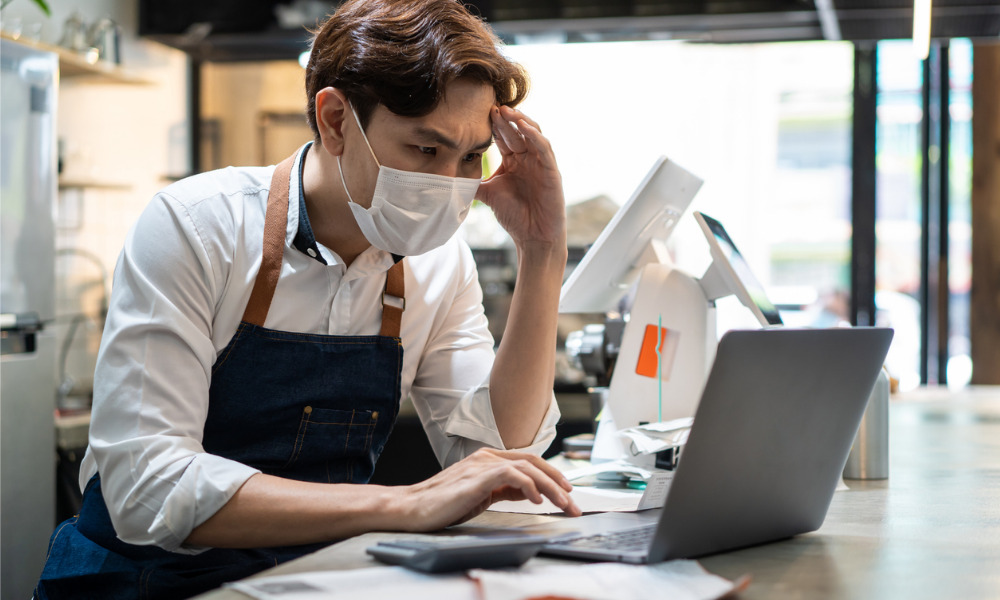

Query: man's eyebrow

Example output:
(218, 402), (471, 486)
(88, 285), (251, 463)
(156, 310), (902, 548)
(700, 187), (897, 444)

(472, 135), (495, 152)
(412, 126), (494, 152)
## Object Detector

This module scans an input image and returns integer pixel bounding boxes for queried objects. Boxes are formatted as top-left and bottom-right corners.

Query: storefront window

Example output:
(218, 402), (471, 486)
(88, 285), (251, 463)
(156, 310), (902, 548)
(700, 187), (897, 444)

(874, 39), (973, 390)
(470, 40), (854, 337)
(874, 40), (923, 391)
(946, 39), (973, 388)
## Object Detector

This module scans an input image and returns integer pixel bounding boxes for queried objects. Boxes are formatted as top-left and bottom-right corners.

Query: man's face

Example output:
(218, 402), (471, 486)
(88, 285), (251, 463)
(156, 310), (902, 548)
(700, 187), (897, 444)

(340, 78), (495, 209)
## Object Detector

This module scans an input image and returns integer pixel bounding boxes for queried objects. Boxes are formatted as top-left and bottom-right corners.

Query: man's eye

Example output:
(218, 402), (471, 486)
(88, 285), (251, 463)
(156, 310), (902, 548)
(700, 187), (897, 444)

(463, 153), (482, 163)
(417, 146), (436, 155)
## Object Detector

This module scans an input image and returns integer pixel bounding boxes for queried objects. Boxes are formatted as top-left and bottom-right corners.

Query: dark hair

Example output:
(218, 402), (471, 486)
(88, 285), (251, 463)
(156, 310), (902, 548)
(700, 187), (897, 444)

(305, 0), (529, 137)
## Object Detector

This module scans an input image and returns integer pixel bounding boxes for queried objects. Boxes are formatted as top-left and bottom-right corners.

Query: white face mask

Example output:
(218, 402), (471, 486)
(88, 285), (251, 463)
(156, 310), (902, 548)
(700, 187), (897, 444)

(338, 105), (481, 256)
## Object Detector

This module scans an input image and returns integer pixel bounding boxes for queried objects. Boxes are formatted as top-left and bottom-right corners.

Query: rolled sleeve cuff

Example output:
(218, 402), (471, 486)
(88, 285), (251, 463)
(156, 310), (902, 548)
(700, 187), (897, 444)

(442, 382), (560, 457)
(143, 455), (261, 554)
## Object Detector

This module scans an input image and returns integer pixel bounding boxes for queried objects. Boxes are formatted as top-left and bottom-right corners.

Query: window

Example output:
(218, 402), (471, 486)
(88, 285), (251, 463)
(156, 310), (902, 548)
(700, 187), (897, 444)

(466, 40), (854, 339)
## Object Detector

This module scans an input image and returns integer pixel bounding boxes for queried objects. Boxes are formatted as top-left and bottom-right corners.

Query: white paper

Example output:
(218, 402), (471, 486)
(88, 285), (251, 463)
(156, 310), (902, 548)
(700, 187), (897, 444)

(488, 472), (672, 515)
(591, 406), (629, 462)
(471, 560), (738, 600)
(488, 487), (640, 515)
(226, 566), (474, 600)
(619, 418), (693, 456)
(226, 561), (738, 600)
(636, 471), (673, 510)
(560, 459), (653, 482)
(634, 417), (695, 433)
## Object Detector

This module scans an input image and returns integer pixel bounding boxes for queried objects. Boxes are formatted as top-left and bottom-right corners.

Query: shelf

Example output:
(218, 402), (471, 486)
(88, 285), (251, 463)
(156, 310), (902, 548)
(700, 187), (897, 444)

(59, 178), (132, 190)
(1, 31), (153, 85)
(145, 29), (312, 63)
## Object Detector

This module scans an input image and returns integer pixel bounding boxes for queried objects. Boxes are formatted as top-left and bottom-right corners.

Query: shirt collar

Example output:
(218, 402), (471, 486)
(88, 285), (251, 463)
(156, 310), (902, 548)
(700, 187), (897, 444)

(290, 141), (329, 265)
(288, 142), (403, 268)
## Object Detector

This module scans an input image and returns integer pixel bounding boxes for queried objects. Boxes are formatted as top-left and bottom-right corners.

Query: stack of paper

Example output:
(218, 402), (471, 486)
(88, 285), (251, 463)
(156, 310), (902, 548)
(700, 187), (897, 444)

(226, 560), (744, 600)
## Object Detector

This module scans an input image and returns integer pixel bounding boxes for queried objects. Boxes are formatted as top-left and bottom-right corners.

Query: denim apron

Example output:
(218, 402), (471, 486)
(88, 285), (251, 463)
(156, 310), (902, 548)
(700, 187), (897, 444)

(36, 153), (406, 600)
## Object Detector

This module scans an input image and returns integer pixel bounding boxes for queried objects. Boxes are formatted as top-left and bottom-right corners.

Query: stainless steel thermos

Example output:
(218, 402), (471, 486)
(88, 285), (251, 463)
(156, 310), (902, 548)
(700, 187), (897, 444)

(843, 367), (890, 480)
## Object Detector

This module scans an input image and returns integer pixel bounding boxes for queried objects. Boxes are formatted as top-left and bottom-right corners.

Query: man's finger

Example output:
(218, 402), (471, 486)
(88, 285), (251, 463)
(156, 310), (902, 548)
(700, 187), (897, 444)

(516, 119), (557, 168)
(493, 108), (527, 154)
(492, 114), (514, 156)
(505, 459), (576, 512)
(494, 464), (545, 504)
(498, 451), (573, 492)
(500, 105), (541, 133)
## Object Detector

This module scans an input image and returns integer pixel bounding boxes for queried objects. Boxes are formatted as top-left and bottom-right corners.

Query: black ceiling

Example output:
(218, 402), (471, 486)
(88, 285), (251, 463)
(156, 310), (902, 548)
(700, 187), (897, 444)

(485, 0), (1000, 44)
(835, 1), (1000, 41)
(141, 0), (1000, 62)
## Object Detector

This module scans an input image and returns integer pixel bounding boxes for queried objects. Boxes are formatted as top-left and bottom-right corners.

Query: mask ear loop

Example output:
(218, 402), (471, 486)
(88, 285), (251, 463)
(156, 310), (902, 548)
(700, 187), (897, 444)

(336, 155), (356, 204)
(347, 102), (382, 168)
(338, 102), (382, 206)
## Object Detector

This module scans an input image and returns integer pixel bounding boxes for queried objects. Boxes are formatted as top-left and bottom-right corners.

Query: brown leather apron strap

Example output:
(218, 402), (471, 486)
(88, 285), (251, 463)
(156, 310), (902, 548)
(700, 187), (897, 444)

(379, 260), (405, 338)
(243, 149), (406, 337)
(242, 154), (295, 326)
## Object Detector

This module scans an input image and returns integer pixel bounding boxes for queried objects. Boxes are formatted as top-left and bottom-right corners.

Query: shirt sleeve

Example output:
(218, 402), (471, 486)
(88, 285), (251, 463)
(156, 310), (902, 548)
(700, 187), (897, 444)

(407, 243), (560, 468)
(88, 190), (261, 554)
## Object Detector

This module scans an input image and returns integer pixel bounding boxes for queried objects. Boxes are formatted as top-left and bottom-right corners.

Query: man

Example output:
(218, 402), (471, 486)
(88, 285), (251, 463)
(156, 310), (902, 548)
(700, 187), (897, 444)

(35, 1), (579, 598)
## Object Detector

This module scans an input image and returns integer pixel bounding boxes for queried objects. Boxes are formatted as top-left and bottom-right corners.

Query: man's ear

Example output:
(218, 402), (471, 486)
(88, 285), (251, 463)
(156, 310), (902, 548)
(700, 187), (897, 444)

(315, 87), (350, 157)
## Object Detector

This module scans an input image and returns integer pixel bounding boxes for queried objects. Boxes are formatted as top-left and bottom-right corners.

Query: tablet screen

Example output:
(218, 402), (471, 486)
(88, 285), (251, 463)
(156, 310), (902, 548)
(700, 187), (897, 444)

(697, 212), (783, 326)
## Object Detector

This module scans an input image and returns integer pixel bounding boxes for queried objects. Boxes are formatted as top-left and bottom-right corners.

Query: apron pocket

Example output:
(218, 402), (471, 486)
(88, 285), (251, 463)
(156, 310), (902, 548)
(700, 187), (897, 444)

(284, 406), (378, 469)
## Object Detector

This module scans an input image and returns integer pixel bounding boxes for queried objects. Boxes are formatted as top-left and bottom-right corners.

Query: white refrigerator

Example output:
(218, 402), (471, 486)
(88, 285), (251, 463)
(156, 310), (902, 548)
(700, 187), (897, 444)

(1, 38), (58, 599)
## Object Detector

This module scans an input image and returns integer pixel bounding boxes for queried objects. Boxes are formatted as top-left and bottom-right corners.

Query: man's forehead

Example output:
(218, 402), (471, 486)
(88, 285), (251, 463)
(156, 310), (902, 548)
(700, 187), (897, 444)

(378, 104), (494, 150)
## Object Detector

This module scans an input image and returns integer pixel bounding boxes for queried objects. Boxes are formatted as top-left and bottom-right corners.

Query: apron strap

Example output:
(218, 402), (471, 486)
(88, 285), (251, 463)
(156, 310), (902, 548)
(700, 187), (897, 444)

(380, 260), (405, 338)
(242, 154), (295, 327)
(243, 150), (406, 338)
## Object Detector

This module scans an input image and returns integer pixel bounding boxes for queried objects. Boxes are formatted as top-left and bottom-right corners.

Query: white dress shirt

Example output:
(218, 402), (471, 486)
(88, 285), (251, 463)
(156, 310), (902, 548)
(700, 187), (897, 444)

(81, 145), (560, 553)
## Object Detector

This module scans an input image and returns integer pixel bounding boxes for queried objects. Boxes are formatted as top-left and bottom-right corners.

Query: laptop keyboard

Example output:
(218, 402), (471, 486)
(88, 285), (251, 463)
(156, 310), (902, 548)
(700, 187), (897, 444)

(546, 524), (657, 552)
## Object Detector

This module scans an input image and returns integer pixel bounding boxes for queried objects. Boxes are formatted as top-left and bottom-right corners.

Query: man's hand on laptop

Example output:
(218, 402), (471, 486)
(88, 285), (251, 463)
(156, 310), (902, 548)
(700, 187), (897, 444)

(390, 448), (582, 531)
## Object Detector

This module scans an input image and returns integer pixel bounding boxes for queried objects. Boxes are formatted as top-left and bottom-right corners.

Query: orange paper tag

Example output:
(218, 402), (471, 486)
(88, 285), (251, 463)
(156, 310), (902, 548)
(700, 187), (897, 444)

(636, 324), (669, 379)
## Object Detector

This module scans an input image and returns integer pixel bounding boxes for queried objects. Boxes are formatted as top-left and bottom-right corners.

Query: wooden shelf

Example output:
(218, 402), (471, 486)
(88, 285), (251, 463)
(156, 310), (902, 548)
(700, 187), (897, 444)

(1, 31), (153, 85)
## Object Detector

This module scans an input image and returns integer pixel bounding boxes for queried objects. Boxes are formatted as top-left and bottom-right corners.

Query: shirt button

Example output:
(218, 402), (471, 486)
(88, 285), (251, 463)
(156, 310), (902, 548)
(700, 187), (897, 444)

(307, 248), (317, 258)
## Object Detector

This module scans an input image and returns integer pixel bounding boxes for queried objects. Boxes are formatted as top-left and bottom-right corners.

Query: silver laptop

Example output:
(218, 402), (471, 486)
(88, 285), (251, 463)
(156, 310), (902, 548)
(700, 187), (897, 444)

(520, 327), (893, 563)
